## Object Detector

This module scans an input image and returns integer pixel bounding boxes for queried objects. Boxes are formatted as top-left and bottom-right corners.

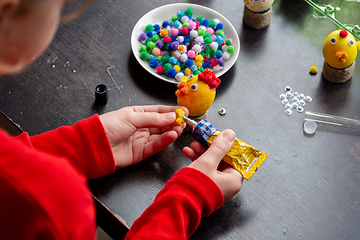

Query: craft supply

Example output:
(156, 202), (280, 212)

(243, 0), (274, 29)
(94, 84), (108, 105)
(304, 111), (360, 132)
(180, 115), (268, 180)
(137, 7), (236, 79)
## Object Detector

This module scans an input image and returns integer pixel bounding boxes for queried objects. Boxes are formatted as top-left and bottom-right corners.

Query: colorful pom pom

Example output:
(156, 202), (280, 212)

(156, 65), (164, 74)
(163, 35), (172, 44)
(167, 68), (176, 78)
(139, 33), (147, 41)
(187, 50), (196, 58)
(140, 51), (149, 60)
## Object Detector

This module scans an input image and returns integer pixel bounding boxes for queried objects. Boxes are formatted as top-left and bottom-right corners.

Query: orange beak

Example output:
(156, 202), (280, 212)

(176, 82), (189, 96)
(335, 51), (348, 63)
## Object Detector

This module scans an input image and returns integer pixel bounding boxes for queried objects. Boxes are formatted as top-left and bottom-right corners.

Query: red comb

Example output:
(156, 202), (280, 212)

(339, 30), (348, 38)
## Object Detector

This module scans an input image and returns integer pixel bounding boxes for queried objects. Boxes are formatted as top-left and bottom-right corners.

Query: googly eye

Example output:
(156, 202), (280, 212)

(349, 39), (355, 47)
(330, 38), (337, 44)
(191, 84), (199, 91)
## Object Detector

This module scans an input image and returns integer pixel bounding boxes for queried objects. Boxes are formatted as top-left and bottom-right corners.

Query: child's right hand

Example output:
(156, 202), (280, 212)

(183, 129), (244, 203)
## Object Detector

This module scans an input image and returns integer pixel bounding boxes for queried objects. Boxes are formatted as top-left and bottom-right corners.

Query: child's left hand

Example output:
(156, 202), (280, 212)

(99, 105), (188, 168)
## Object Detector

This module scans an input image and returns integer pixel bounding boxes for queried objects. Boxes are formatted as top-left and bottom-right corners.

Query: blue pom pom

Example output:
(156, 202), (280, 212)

(150, 60), (158, 68)
(214, 23), (223, 30)
(167, 45), (173, 51)
(169, 57), (177, 65)
(146, 31), (153, 37)
(173, 20), (181, 28)
(203, 62), (211, 69)
(158, 61), (164, 66)
(191, 65), (198, 71)
(215, 52), (222, 59)
(149, 54), (156, 61)
(183, 36), (189, 43)
(154, 24), (160, 31)
(177, 10), (184, 19)
(171, 36), (177, 42)
(185, 59), (193, 67)
(167, 68), (176, 78)
(217, 45), (222, 51)
(200, 20), (209, 27)
(216, 36), (224, 44)
(187, 36), (194, 42)
(162, 21), (170, 28)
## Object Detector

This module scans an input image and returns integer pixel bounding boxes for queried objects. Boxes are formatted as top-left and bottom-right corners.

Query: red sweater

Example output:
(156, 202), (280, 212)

(0, 115), (224, 240)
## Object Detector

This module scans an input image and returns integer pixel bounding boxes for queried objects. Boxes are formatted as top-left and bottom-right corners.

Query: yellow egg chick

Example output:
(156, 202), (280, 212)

(323, 29), (360, 69)
(175, 69), (221, 117)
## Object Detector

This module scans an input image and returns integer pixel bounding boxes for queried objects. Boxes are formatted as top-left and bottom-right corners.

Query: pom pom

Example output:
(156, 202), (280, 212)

(162, 51), (170, 56)
(162, 21), (170, 28)
(190, 30), (198, 38)
(185, 59), (193, 67)
(184, 68), (191, 75)
(340, 30), (348, 38)
(150, 59), (158, 68)
(222, 51), (230, 60)
(181, 27), (189, 35)
(164, 63), (172, 71)
(160, 29), (168, 37)
(184, 7), (193, 16)
(152, 47), (161, 56)
(170, 27), (179, 36)
(174, 50), (181, 58)
(177, 36), (184, 43)
(179, 53), (188, 62)
(147, 41), (155, 50)
(153, 24), (160, 31)
(175, 72), (184, 81)
(215, 23), (223, 30)
(209, 42), (218, 51)
(174, 65), (181, 72)
(140, 51), (149, 60)
(145, 24), (154, 32)
(178, 45), (186, 52)
(167, 68), (176, 78)
(208, 19), (216, 28)
(203, 62), (211, 69)
(196, 16), (203, 22)
(227, 46), (235, 54)
(195, 55), (203, 62)
(192, 44), (202, 53)
(139, 45), (147, 53)
(156, 65), (164, 74)
(200, 20), (209, 27)
(191, 65), (198, 71)
(169, 56), (177, 65)
(181, 16), (189, 23)
(218, 59), (225, 67)
(215, 52), (222, 59)
(206, 27), (214, 34)
(146, 31), (153, 37)
(155, 40), (163, 48)
(195, 36), (204, 44)
(204, 37), (213, 44)
(225, 40), (232, 46)
(177, 10), (184, 19)
(139, 33), (147, 41)
(188, 22), (197, 30)
(163, 35), (172, 44)
(171, 41), (180, 50)
(210, 58), (218, 67)
(209, 78), (221, 89)
(187, 50), (196, 58)
(173, 20), (181, 28)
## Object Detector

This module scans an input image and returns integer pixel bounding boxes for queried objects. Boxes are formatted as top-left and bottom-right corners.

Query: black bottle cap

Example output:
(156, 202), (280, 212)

(94, 84), (108, 105)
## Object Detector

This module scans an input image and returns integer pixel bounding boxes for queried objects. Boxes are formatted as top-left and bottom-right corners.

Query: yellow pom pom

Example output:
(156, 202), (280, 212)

(185, 68), (191, 75)
(195, 61), (202, 68)
(310, 66), (318, 75)
(174, 108), (186, 126)
(178, 45), (186, 52)
(160, 29), (168, 37)
(195, 55), (203, 61)
(174, 65), (181, 72)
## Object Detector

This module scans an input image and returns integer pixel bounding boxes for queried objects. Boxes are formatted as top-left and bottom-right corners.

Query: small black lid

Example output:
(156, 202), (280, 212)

(94, 84), (108, 105)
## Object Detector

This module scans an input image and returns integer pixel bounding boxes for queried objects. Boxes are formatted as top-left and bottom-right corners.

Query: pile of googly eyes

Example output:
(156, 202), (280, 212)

(279, 86), (312, 116)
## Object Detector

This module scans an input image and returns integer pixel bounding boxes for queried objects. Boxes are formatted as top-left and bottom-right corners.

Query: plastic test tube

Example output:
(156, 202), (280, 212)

(304, 111), (360, 131)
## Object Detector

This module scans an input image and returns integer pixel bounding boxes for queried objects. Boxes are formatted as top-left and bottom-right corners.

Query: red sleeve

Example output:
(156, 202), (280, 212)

(0, 129), (97, 240)
(28, 114), (116, 179)
(125, 167), (224, 240)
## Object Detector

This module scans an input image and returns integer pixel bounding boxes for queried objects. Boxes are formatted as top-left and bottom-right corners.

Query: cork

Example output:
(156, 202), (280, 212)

(243, 5), (272, 29)
(322, 60), (355, 83)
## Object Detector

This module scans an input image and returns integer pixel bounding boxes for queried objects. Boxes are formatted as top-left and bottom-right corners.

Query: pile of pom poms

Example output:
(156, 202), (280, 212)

(138, 7), (236, 81)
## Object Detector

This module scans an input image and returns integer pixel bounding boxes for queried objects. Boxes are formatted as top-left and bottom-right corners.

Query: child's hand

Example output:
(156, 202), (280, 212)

(183, 129), (244, 203)
(99, 105), (188, 169)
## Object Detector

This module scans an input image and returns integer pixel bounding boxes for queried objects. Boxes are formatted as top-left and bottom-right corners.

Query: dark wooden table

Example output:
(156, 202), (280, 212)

(1, 0), (360, 239)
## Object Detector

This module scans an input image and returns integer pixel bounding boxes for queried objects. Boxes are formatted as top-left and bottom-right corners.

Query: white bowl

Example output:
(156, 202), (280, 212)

(131, 3), (240, 84)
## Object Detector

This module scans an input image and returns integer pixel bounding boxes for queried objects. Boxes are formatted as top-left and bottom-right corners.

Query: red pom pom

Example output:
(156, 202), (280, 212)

(195, 21), (200, 29)
(203, 57), (209, 63)
(198, 73), (204, 81)
(209, 78), (221, 89)
(163, 36), (172, 44)
(339, 30), (348, 38)
(156, 66), (164, 74)
(181, 27), (189, 35)
(210, 59), (218, 67)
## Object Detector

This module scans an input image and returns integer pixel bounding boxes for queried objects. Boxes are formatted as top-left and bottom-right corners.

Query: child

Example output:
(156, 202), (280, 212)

(0, 0), (244, 239)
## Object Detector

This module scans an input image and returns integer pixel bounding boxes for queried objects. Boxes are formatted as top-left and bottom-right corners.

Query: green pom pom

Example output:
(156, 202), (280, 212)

(139, 45), (147, 53)
(144, 38), (153, 45)
(208, 20), (216, 28)
(196, 16), (203, 22)
(140, 51), (149, 60)
(147, 41), (155, 50)
(164, 63), (172, 71)
(197, 29), (205, 36)
(204, 37), (212, 44)
(162, 55), (170, 63)
(199, 67), (204, 72)
(152, 35), (160, 42)
(204, 46), (211, 55)
(225, 40), (231, 46)
(184, 7), (193, 16)
(183, 22), (189, 28)
(181, 63), (186, 70)
(145, 24), (154, 32)
(227, 46), (235, 54)
(156, 56), (162, 61)
(216, 30), (224, 36)
(204, 32), (211, 39)
(193, 70), (201, 75)
(172, 15), (178, 21)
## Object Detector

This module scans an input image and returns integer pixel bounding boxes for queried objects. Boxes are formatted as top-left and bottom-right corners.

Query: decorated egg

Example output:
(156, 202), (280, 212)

(323, 29), (360, 69)
(244, 0), (274, 13)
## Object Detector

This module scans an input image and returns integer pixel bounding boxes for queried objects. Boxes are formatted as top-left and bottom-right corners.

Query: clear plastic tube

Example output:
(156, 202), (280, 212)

(304, 111), (360, 131)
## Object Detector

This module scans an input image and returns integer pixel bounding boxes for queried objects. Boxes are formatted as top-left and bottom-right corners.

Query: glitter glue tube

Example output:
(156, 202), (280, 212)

(182, 116), (268, 180)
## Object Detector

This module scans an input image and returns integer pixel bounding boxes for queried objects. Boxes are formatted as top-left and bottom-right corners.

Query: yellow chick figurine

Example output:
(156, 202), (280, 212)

(322, 29), (360, 82)
(175, 69), (220, 117)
